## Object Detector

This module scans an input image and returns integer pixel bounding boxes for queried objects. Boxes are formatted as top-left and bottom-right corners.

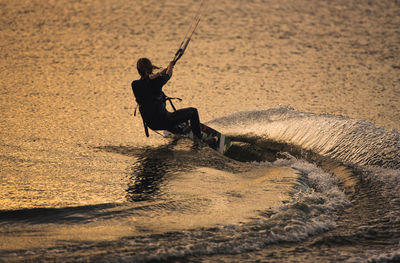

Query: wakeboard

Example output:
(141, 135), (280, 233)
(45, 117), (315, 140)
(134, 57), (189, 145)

(199, 123), (231, 154)
(164, 123), (232, 155)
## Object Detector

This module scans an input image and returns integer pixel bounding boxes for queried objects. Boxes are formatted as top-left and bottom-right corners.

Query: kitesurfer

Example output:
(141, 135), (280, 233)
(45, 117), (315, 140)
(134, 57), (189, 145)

(132, 57), (202, 139)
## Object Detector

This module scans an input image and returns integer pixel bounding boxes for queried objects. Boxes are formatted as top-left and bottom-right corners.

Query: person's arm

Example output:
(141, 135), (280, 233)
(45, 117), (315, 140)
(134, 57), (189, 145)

(165, 61), (174, 77)
(150, 61), (174, 79)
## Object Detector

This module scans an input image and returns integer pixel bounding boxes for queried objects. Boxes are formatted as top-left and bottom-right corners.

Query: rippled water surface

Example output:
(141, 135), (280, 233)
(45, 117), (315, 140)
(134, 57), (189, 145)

(1, 0), (400, 262)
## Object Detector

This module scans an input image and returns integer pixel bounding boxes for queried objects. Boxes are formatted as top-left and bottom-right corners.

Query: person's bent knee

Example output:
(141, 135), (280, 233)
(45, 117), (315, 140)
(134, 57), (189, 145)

(187, 107), (198, 115)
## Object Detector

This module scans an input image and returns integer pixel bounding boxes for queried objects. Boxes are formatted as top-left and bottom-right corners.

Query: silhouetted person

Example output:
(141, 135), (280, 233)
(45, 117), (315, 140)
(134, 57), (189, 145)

(132, 58), (201, 139)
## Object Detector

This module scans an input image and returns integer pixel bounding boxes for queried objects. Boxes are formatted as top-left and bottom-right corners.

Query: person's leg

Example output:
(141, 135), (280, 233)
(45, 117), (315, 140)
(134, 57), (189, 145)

(167, 107), (201, 139)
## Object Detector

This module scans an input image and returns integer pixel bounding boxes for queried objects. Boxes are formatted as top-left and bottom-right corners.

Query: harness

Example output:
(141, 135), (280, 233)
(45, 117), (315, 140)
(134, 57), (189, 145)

(134, 95), (182, 137)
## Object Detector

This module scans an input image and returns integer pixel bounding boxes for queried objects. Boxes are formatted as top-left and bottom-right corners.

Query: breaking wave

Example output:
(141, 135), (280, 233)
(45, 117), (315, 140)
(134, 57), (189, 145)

(208, 106), (400, 169)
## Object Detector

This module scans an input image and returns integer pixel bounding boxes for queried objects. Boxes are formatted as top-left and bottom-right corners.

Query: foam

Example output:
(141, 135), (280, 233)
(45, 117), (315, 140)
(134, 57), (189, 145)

(209, 107), (400, 169)
(365, 249), (400, 263)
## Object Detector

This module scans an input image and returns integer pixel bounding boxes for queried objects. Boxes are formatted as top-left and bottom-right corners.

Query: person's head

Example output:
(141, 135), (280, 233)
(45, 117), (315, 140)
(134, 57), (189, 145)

(137, 58), (156, 79)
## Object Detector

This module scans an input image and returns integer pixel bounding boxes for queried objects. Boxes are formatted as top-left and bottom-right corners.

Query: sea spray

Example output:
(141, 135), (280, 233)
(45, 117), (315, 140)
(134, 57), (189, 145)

(208, 106), (400, 169)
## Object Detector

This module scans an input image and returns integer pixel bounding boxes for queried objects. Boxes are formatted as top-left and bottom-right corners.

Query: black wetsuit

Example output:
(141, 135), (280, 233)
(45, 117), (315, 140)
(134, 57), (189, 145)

(131, 73), (201, 138)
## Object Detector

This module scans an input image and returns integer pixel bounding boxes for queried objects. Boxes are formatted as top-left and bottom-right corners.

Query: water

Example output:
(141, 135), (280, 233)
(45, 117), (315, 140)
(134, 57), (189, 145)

(1, 0), (400, 262)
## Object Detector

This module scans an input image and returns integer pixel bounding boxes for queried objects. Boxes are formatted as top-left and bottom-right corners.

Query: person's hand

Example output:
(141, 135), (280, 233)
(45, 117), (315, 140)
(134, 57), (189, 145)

(160, 67), (167, 74)
(166, 61), (174, 76)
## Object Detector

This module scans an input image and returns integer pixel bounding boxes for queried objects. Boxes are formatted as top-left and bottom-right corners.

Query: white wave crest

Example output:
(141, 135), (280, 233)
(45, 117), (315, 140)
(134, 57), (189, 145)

(209, 106), (400, 169)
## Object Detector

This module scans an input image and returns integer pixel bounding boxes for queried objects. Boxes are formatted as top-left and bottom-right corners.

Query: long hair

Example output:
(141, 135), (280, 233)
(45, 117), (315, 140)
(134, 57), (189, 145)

(137, 58), (154, 79)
